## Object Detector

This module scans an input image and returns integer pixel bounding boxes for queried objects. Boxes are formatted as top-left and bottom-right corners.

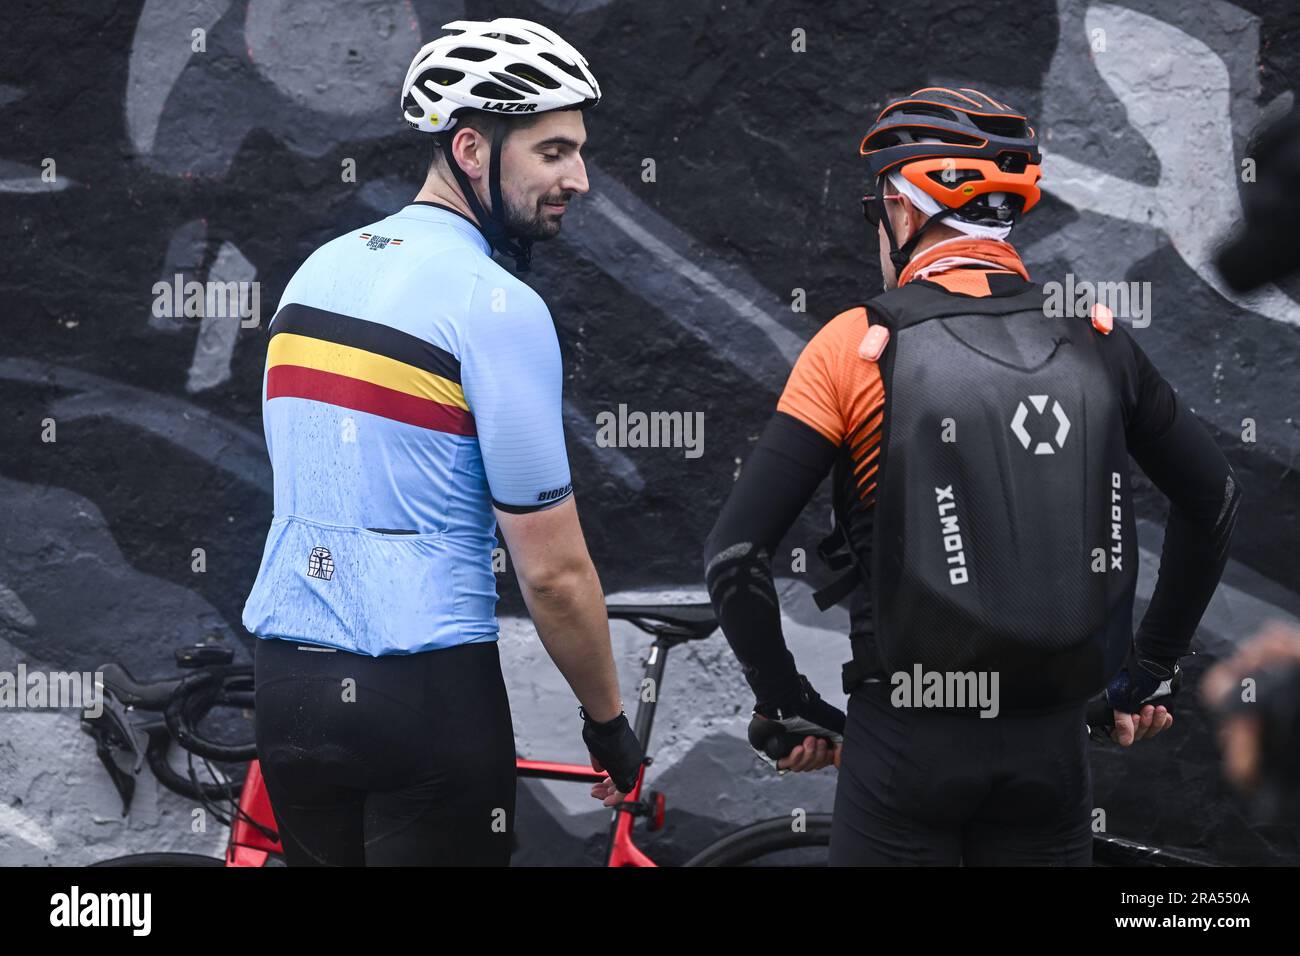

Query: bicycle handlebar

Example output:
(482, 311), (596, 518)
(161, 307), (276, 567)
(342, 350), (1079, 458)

(84, 650), (257, 813)
(163, 667), (257, 763)
(98, 663), (185, 710)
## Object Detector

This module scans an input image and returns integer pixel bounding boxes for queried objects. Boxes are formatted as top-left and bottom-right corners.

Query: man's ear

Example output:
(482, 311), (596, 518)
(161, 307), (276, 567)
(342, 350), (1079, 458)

(895, 194), (919, 243)
(451, 127), (487, 180)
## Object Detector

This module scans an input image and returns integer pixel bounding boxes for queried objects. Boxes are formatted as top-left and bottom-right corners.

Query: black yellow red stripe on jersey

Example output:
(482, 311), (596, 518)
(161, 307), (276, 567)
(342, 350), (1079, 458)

(265, 303), (474, 436)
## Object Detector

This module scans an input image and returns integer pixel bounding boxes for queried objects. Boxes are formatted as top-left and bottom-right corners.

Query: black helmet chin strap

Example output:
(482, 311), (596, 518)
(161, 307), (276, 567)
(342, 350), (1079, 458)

(875, 174), (961, 274)
(441, 129), (534, 273)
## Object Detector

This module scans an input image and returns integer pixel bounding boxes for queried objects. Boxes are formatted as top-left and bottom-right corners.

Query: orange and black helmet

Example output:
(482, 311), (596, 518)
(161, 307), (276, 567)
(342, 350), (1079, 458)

(860, 87), (1042, 268)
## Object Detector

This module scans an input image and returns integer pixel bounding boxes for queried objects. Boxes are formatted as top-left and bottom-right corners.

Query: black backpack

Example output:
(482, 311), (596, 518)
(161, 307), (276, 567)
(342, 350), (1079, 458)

(814, 281), (1138, 710)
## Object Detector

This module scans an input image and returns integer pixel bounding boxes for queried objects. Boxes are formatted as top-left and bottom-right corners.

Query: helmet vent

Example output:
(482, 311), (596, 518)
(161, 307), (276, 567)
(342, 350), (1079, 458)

(470, 81), (524, 101)
(404, 90), (440, 111)
(995, 151), (1030, 173)
(887, 103), (958, 122)
(970, 114), (1030, 138)
(505, 63), (560, 90)
(448, 46), (495, 62)
(927, 168), (983, 185)
(539, 52), (587, 82)
(865, 125), (985, 151)
(419, 67), (464, 87)
(491, 71), (538, 95)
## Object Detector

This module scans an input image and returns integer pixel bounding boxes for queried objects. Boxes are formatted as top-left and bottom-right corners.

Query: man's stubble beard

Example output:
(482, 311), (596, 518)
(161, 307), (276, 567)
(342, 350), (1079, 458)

(502, 189), (566, 241)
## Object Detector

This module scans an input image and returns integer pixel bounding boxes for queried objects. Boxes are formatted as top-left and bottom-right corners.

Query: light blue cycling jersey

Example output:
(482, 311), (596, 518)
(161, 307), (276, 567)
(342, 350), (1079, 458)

(242, 202), (573, 655)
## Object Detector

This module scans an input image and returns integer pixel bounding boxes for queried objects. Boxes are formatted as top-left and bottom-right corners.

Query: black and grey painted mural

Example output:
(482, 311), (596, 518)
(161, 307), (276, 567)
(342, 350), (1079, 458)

(1, 0), (1297, 865)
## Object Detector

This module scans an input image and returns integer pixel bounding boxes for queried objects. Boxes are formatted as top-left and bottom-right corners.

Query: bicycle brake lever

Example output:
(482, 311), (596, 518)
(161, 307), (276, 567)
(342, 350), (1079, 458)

(91, 737), (137, 816)
(86, 690), (155, 816)
(98, 692), (151, 776)
(83, 712), (141, 816)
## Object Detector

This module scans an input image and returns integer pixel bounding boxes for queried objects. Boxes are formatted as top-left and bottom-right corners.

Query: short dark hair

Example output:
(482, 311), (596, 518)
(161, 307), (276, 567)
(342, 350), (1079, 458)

(427, 105), (587, 171)
(428, 109), (548, 171)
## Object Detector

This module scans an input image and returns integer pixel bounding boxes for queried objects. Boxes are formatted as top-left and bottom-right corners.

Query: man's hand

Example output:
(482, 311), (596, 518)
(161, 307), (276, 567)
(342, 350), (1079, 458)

(581, 708), (643, 802)
(1087, 650), (1179, 746)
(1108, 702), (1174, 746)
(748, 674), (845, 773)
(1102, 649), (1180, 749)
(589, 757), (628, 807)
(776, 735), (842, 772)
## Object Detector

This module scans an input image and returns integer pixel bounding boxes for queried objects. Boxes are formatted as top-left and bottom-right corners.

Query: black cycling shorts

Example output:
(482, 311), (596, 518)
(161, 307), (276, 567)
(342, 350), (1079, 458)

(829, 678), (1093, 866)
(254, 637), (516, 866)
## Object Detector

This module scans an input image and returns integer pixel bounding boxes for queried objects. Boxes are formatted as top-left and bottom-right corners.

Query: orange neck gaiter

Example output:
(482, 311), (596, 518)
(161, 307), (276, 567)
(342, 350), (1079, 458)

(896, 237), (1030, 288)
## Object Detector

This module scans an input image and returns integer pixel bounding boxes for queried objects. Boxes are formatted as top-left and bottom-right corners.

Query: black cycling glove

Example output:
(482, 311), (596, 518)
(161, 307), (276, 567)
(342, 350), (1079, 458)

(747, 674), (845, 772)
(1105, 648), (1182, 714)
(580, 708), (644, 793)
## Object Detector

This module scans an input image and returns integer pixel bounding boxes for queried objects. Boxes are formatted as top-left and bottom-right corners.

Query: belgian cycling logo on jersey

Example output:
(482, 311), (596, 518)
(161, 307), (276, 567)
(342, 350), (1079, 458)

(1010, 394), (1071, 455)
(307, 546), (334, 580)
(359, 233), (403, 251)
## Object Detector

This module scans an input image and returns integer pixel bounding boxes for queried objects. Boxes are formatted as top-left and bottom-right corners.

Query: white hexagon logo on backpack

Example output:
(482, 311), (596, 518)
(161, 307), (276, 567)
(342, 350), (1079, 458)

(1010, 395), (1070, 455)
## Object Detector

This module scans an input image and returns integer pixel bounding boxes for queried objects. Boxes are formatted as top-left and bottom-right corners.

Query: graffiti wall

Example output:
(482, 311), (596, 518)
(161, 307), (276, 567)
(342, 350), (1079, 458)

(1, 0), (1297, 865)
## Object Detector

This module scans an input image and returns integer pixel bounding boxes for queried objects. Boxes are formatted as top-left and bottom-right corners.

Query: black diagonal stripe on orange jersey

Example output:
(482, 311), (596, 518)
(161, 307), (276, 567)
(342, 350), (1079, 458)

(847, 412), (883, 457)
(269, 302), (461, 384)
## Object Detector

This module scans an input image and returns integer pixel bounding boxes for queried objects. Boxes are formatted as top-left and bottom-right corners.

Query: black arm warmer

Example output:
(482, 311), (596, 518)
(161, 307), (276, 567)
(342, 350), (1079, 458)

(703, 412), (838, 708)
(1125, 338), (1244, 661)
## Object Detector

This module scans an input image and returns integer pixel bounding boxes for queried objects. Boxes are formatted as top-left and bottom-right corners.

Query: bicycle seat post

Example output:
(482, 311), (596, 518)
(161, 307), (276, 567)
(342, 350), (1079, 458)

(632, 636), (670, 752)
(606, 603), (718, 756)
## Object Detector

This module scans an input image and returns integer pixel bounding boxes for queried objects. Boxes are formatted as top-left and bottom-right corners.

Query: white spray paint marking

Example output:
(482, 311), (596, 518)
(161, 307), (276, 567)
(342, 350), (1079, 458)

(585, 190), (806, 367)
(0, 803), (58, 853)
(0, 159), (73, 193)
(1039, 3), (1299, 327)
(187, 240), (256, 393)
(126, 0), (234, 156)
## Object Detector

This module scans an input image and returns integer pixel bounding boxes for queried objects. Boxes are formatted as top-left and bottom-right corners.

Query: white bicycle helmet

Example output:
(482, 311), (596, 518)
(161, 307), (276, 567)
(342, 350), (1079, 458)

(401, 17), (601, 134)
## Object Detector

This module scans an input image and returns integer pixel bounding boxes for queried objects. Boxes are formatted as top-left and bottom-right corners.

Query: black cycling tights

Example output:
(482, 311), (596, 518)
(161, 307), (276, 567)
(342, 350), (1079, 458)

(254, 638), (516, 866)
(830, 679), (1094, 866)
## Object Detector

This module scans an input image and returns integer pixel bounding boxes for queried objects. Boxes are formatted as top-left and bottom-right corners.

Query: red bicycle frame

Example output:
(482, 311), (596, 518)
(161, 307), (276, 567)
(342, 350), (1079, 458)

(225, 759), (280, 866)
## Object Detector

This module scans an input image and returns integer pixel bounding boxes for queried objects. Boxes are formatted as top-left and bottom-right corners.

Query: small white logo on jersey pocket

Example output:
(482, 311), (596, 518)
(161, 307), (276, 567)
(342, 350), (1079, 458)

(307, 546), (335, 580)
